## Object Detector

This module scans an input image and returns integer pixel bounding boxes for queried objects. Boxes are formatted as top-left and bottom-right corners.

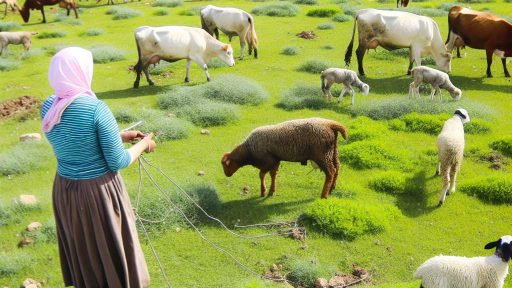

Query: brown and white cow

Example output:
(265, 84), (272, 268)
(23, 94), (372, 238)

(446, 6), (512, 77)
(345, 9), (451, 76)
(133, 26), (235, 88)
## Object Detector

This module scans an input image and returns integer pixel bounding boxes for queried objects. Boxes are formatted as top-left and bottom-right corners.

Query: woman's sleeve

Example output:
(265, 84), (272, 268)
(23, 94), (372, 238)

(94, 101), (132, 171)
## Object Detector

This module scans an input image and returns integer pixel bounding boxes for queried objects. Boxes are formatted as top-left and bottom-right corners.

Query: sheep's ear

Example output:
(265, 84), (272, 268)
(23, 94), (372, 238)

(485, 239), (501, 249)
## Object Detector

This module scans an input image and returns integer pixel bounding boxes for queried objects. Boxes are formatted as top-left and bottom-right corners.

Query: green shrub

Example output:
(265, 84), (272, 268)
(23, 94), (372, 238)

(459, 0), (494, 2)
(0, 252), (31, 277)
(106, 7), (142, 20)
(438, 2), (459, 11)
(392, 7), (446, 17)
(158, 88), (202, 110)
(281, 46), (299, 55)
(347, 116), (388, 142)
(340, 141), (404, 170)
(138, 109), (193, 141)
(465, 119), (491, 134)
(399, 113), (444, 135)
(208, 58), (228, 68)
(286, 259), (321, 287)
(114, 109), (138, 124)
(90, 46), (126, 63)
(304, 198), (396, 239)
(0, 21), (21, 31)
(460, 176), (512, 204)
(179, 6), (203, 16)
(54, 14), (82, 25)
(341, 4), (359, 16)
(202, 75), (269, 105)
(307, 7), (339, 17)
(0, 142), (50, 176)
(22, 219), (57, 244)
(489, 137), (512, 157)
(178, 101), (239, 127)
(149, 61), (172, 75)
(317, 22), (335, 30)
(332, 14), (352, 22)
(153, 9), (169, 16)
(252, 2), (299, 17)
(152, 0), (182, 7)
(321, 44), (335, 49)
(295, 0), (318, 4)
(37, 31), (67, 39)
(20, 48), (43, 60)
(277, 84), (331, 110)
(297, 59), (331, 74)
(369, 171), (407, 195)
(0, 58), (20, 71)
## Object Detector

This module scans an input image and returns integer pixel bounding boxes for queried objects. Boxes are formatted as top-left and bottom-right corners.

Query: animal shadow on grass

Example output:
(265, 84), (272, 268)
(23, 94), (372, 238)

(212, 197), (313, 228)
(95, 85), (170, 99)
(395, 170), (437, 217)
(448, 75), (512, 93)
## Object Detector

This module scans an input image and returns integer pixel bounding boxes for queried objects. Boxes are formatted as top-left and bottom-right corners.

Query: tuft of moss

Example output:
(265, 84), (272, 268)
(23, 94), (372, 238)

(252, 2), (299, 17)
(347, 116), (388, 143)
(295, 0), (318, 4)
(297, 59), (332, 74)
(306, 7), (339, 17)
(489, 137), (512, 157)
(304, 198), (398, 239)
(460, 176), (512, 204)
(0, 58), (20, 71)
(340, 141), (405, 170)
(179, 6), (203, 16)
(151, 0), (182, 7)
(37, 31), (67, 39)
(81, 28), (104, 37)
(89, 46), (126, 63)
(281, 46), (300, 56)
(114, 108), (138, 124)
(317, 22), (335, 30)
(153, 9), (169, 16)
(0, 21), (21, 31)
(332, 14), (352, 22)
(369, 171), (407, 195)
(201, 75), (269, 105)
(106, 7), (142, 20)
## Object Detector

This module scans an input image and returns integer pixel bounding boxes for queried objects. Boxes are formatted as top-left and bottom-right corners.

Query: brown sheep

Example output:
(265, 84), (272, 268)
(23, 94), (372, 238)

(221, 118), (348, 199)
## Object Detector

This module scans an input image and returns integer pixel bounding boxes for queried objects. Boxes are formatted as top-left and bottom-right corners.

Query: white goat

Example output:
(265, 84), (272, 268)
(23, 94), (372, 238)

(0, 31), (37, 56)
(409, 66), (461, 101)
(320, 68), (370, 106)
(436, 108), (469, 206)
(0, 0), (21, 16)
(414, 235), (512, 288)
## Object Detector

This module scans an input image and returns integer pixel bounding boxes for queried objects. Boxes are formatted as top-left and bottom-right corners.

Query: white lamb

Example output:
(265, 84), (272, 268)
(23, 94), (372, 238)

(0, 31), (37, 57)
(0, 0), (21, 16)
(320, 68), (369, 106)
(409, 66), (461, 101)
(436, 108), (470, 206)
(414, 235), (512, 288)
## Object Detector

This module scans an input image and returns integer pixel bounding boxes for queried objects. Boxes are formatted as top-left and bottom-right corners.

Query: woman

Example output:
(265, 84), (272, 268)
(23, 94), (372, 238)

(41, 47), (155, 288)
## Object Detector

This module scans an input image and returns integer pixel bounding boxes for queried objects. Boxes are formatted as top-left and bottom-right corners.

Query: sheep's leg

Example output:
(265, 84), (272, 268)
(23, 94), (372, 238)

(4, 3), (7, 16)
(408, 83), (415, 98)
(435, 162), (441, 176)
(438, 165), (451, 207)
(185, 59), (191, 82)
(259, 170), (267, 197)
(268, 163), (280, 196)
(330, 149), (340, 193)
(456, 47), (461, 58)
(501, 58), (510, 77)
(338, 87), (346, 103)
(448, 163), (460, 194)
(214, 28), (219, 40)
(73, 6), (78, 19)
(321, 170), (335, 199)
(350, 87), (355, 106)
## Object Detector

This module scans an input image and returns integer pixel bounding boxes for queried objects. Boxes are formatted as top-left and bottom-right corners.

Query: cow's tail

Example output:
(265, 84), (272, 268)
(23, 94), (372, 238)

(445, 18), (452, 44)
(330, 121), (348, 141)
(344, 14), (358, 67)
(247, 15), (258, 58)
(200, 11), (210, 34)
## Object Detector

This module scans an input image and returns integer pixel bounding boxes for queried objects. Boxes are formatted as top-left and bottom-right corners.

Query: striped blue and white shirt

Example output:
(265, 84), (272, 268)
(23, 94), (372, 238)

(41, 95), (131, 180)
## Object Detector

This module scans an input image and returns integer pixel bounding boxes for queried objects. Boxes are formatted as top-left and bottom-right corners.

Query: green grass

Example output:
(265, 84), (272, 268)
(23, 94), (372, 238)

(153, 8), (169, 16)
(252, 2), (299, 17)
(151, 0), (182, 7)
(0, 59), (20, 71)
(317, 22), (335, 30)
(81, 28), (105, 37)
(297, 59), (332, 74)
(332, 14), (352, 22)
(489, 137), (512, 157)
(460, 175), (512, 204)
(306, 7), (339, 17)
(106, 7), (142, 20)
(178, 6), (202, 16)
(0, 21), (21, 32)
(369, 171), (407, 195)
(1, 0), (512, 286)
(294, 0), (318, 4)
(340, 141), (407, 170)
(0, 142), (50, 176)
(90, 46), (126, 63)
(37, 31), (67, 39)
(281, 46), (300, 56)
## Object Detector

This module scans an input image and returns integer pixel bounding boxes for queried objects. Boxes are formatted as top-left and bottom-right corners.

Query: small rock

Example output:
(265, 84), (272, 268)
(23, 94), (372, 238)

(16, 195), (38, 206)
(386, 245), (393, 252)
(18, 237), (34, 248)
(175, 227), (182, 233)
(22, 278), (41, 288)
(200, 129), (210, 135)
(19, 133), (41, 142)
(240, 185), (250, 196)
(197, 170), (205, 176)
(27, 222), (42, 232)
(374, 239), (381, 245)
(328, 275), (347, 287)
(314, 278), (328, 288)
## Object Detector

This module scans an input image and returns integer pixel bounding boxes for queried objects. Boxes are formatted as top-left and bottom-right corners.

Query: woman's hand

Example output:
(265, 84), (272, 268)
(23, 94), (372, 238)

(120, 130), (145, 143)
(143, 133), (156, 153)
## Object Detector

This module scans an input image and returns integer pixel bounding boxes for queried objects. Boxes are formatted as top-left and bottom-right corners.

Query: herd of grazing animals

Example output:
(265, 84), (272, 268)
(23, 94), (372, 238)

(2, 1), (512, 286)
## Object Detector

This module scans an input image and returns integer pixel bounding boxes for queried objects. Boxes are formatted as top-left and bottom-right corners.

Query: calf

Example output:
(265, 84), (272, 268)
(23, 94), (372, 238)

(133, 26), (235, 88)
(0, 31), (37, 56)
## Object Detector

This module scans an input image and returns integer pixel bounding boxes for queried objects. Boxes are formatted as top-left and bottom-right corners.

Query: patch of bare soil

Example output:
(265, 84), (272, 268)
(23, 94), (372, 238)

(0, 96), (40, 120)
(481, 152), (507, 170)
(296, 31), (317, 39)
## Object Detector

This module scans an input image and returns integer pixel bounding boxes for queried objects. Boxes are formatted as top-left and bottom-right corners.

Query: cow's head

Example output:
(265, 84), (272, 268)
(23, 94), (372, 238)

(19, 7), (30, 23)
(436, 52), (452, 73)
(217, 44), (235, 67)
(221, 152), (240, 177)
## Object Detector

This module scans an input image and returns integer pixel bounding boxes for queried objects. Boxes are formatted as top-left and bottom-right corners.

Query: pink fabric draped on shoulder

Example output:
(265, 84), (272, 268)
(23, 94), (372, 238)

(42, 47), (97, 133)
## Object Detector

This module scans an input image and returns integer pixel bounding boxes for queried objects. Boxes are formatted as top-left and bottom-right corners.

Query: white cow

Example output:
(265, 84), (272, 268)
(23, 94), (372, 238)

(0, 0), (21, 16)
(344, 9), (452, 76)
(133, 26), (235, 88)
(200, 5), (258, 59)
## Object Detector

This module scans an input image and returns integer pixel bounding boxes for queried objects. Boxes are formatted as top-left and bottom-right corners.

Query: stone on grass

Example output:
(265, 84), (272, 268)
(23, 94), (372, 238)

(27, 222), (42, 232)
(16, 195), (38, 205)
(200, 129), (210, 135)
(18, 237), (34, 248)
(19, 133), (41, 142)
(22, 278), (41, 288)
(315, 278), (328, 288)
(198, 170), (205, 176)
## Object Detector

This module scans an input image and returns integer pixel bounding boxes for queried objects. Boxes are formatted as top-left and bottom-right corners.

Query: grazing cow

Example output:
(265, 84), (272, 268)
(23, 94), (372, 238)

(0, 31), (37, 56)
(1, 0), (21, 16)
(446, 6), (512, 77)
(345, 9), (451, 76)
(133, 26), (235, 88)
(20, 0), (78, 23)
(200, 5), (259, 59)
(397, 0), (409, 8)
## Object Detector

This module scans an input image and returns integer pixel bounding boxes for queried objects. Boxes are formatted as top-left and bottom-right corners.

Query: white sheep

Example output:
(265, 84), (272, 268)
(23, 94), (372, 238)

(320, 68), (370, 106)
(0, 31), (37, 57)
(409, 66), (461, 101)
(0, 0), (21, 16)
(414, 235), (512, 288)
(436, 108), (469, 206)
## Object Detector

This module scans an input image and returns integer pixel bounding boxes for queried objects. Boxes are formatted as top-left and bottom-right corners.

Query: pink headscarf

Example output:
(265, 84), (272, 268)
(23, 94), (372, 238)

(42, 47), (96, 132)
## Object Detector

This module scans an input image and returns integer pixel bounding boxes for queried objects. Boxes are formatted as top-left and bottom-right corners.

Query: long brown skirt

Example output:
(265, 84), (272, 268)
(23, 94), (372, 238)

(53, 172), (150, 288)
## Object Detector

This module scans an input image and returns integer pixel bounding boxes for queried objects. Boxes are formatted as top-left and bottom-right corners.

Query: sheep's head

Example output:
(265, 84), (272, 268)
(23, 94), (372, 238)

(485, 235), (512, 262)
(450, 88), (462, 101)
(361, 83), (370, 96)
(454, 108), (470, 124)
(221, 153), (239, 177)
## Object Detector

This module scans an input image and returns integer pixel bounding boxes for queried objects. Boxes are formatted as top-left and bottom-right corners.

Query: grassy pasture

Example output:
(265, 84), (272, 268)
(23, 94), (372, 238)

(1, 0), (512, 287)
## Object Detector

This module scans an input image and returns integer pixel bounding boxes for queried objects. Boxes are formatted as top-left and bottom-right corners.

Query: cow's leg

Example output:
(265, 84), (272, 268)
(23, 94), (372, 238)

(133, 60), (143, 88)
(41, 7), (46, 23)
(73, 6), (78, 18)
(185, 59), (191, 82)
(355, 45), (366, 76)
(501, 58), (510, 77)
(259, 170), (267, 197)
(268, 162), (280, 196)
(485, 48), (494, 78)
(456, 47), (461, 58)
(239, 36), (246, 60)
(214, 28), (219, 40)
(203, 64), (211, 81)
(143, 66), (153, 86)
(4, 3), (7, 16)
(67, 8), (70, 16)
